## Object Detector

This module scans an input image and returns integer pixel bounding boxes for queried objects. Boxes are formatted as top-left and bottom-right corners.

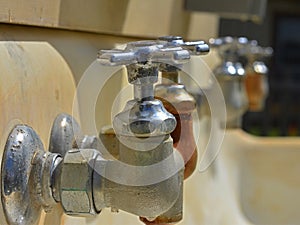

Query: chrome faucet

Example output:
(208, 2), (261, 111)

(209, 37), (273, 128)
(138, 36), (210, 225)
(209, 36), (249, 128)
(97, 40), (188, 223)
(1, 40), (200, 225)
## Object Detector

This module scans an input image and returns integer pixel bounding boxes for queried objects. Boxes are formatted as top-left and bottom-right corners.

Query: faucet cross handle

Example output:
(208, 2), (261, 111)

(209, 36), (249, 47)
(158, 36), (209, 55)
(246, 41), (273, 60)
(209, 36), (250, 62)
(98, 40), (192, 67)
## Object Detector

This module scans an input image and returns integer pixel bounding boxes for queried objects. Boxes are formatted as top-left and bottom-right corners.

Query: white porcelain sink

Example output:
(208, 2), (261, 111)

(181, 128), (300, 225)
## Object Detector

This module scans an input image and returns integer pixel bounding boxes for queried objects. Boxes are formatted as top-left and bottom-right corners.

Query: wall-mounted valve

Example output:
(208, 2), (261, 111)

(1, 114), (87, 225)
(209, 37), (273, 125)
(98, 39), (202, 224)
(209, 36), (250, 128)
(1, 40), (201, 225)
(138, 36), (210, 225)
(1, 112), (182, 225)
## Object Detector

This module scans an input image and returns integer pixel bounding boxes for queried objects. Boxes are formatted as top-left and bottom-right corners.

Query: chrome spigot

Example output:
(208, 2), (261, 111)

(0, 41), (198, 225)
(98, 40), (200, 223)
(209, 36), (249, 128)
(210, 36), (248, 76)
(98, 40), (185, 137)
(132, 36), (210, 225)
(244, 41), (273, 111)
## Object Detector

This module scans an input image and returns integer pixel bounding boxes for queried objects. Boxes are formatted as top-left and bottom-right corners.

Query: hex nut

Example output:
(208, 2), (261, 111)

(60, 149), (100, 215)
(128, 101), (176, 135)
(114, 100), (176, 137)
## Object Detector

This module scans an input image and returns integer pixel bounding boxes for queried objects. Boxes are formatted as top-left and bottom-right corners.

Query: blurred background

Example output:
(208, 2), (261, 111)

(215, 0), (300, 136)
(1, 0), (297, 137)
(187, 0), (300, 136)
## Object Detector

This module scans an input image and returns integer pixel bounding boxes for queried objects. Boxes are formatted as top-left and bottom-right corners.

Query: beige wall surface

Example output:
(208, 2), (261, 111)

(0, 24), (139, 129)
(0, 0), (219, 40)
(0, 41), (76, 225)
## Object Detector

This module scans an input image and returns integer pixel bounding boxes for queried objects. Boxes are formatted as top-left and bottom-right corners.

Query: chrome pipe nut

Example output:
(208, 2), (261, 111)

(60, 149), (100, 215)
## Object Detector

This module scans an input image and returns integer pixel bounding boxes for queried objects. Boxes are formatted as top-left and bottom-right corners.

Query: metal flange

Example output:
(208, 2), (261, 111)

(49, 113), (81, 157)
(1, 125), (57, 225)
(1, 113), (104, 225)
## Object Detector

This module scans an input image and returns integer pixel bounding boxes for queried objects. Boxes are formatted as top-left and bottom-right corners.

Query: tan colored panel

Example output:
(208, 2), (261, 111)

(0, 41), (76, 225)
(187, 12), (220, 40)
(169, 0), (191, 37)
(58, 0), (129, 33)
(0, 0), (129, 33)
(0, 41), (76, 147)
(0, 24), (137, 131)
(0, 0), (60, 26)
(122, 0), (173, 37)
(0, 0), (219, 39)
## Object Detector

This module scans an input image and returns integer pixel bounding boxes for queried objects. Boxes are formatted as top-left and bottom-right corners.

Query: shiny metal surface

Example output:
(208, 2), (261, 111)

(49, 113), (81, 157)
(113, 99), (176, 137)
(98, 40), (190, 67)
(1, 125), (59, 225)
(210, 37), (249, 127)
(217, 77), (249, 128)
(98, 40), (202, 138)
(34, 152), (61, 212)
(158, 36), (210, 55)
(49, 113), (104, 152)
(77, 135), (102, 151)
(214, 61), (245, 77)
(97, 40), (188, 223)
(1, 125), (43, 225)
(209, 36), (249, 63)
(98, 40), (194, 138)
(60, 148), (100, 216)
(1, 122), (103, 220)
(245, 43), (272, 75)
